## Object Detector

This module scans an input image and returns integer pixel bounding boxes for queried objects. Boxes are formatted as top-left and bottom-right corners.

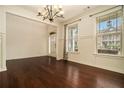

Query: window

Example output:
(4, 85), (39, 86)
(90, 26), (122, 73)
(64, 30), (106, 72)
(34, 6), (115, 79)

(66, 23), (78, 53)
(96, 9), (123, 55)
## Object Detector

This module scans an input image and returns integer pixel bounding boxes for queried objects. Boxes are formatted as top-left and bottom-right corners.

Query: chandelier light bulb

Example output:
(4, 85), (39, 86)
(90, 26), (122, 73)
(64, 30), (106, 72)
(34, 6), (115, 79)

(59, 11), (64, 15)
(53, 5), (58, 9)
(42, 11), (46, 15)
(59, 5), (62, 9)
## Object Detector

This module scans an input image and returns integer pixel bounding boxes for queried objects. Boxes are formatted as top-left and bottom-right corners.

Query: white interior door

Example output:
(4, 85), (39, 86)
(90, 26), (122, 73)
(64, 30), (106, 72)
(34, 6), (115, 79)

(49, 33), (56, 57)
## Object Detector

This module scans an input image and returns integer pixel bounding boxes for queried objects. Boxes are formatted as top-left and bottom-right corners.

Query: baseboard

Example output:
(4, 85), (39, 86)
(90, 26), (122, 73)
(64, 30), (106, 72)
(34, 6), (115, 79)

(57, 59), (68, 61)
(56, 58), (63, 61)
(67, 59), (124, 74)
(7, 55), (48, 61)
(48, 56), (56, 59)
(0, 67), (7, 72)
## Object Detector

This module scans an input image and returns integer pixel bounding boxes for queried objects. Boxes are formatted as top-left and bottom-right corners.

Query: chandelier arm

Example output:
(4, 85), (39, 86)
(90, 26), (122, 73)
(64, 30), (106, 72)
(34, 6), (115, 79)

(52, 11), (60, 19)
(42, 12), (49, 21)
(45, 11), (50, 20)
(43, 7), (49, 20)
(50, 5), (53, 19)
(46, 6), (50, 18)
(55, 15), (64, 18)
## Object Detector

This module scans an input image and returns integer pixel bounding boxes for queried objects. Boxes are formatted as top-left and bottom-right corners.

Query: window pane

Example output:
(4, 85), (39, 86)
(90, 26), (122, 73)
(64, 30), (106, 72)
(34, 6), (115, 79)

(109, 13), (117, 31)
(68, 28), (73, 39)
(74, 39), (78, 52)
(99, 15), (109, 32)
(117, 10), (123, 31)
(68, 39), (73, 52)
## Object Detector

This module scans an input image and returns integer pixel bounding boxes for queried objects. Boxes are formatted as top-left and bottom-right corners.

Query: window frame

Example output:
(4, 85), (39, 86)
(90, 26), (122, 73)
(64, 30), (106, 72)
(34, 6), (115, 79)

(96, 9), (123, 56)
(66, 22), (79, 53)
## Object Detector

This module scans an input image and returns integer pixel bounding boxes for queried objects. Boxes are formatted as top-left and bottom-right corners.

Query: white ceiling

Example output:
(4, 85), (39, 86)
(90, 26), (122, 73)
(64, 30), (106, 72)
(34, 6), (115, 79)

(22, 5), (99, 22)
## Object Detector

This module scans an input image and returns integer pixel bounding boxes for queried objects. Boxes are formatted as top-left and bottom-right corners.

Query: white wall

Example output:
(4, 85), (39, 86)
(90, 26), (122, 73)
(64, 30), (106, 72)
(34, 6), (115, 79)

(58, 6), (124, 74)
(6, 13), (48, 60)
(48, 25), (57, 33)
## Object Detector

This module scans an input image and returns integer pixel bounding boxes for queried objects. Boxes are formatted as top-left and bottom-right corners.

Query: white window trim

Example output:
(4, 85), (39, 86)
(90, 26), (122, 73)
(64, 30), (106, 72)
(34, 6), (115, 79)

(66, 22), (79, 53)
(95, 9), (123, 56)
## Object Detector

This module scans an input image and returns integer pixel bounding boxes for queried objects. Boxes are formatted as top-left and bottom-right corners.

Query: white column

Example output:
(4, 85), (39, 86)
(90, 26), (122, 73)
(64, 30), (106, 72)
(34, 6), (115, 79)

(0, 6), (7, 72)
(56, 23), (64, 60)
(122, 6), (124, 56)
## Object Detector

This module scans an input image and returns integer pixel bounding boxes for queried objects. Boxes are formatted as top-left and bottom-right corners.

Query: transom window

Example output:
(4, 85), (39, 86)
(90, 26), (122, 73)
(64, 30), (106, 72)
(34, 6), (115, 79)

(66, 23), (78, 53)
(96, 9), (123, 55)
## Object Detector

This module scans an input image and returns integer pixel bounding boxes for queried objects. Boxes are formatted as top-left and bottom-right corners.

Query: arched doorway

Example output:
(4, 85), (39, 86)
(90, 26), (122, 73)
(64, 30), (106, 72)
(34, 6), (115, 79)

(48, 32), (56, 57)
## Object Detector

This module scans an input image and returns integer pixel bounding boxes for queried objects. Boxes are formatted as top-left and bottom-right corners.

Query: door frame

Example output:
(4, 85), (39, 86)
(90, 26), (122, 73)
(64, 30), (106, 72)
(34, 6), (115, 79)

(48, 32), (57, 57)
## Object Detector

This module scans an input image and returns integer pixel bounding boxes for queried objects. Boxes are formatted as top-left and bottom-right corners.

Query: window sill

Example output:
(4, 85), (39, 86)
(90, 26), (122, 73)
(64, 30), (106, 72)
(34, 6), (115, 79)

(93, 53), (124, 58)
(68, 52), (80, 54)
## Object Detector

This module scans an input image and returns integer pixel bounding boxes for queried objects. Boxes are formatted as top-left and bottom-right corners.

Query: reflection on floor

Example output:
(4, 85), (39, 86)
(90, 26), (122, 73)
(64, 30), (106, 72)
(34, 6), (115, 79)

(0, 56), (124, 88)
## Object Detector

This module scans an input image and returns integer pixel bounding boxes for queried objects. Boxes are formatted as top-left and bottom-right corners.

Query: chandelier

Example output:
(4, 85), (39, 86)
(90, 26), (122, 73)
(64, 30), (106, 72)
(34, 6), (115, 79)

(37, 5), (64, 22)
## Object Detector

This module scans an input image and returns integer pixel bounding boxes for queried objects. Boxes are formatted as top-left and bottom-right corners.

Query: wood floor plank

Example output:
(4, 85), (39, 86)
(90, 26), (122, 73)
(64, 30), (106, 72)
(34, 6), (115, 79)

(0, 56), (124, 88)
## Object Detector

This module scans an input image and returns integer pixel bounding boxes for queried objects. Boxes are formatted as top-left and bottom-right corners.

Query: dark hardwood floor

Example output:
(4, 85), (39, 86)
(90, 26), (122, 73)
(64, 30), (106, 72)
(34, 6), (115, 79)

(0, 56), (124, 88)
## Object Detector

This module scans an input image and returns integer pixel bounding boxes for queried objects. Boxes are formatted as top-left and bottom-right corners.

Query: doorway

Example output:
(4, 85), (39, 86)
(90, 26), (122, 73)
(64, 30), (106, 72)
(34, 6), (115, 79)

(48, 32), (56, 57)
